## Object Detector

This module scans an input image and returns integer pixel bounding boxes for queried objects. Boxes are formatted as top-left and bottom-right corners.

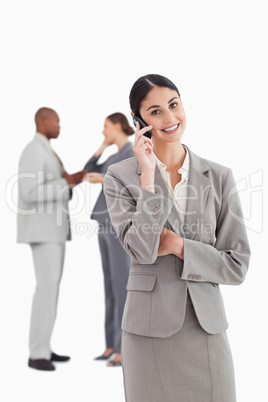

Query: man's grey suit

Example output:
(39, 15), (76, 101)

(17, 133), (71, 359)
(103, 146), (250, 401)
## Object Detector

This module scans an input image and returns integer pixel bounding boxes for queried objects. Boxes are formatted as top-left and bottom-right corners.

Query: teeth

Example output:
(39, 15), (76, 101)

(163, 124), (178, 132)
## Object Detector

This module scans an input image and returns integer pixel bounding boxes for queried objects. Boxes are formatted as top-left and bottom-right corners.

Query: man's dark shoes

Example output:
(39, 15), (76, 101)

(28, 358), (55, 371)
(50, 352), (71, 362)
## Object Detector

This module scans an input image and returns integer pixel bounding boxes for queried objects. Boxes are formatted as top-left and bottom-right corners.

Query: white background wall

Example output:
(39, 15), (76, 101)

(1, 1), (267, 401)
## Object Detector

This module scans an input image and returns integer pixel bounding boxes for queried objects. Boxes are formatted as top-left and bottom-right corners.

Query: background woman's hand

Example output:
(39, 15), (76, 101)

(158, 227), (184, 260)
(94, 139), (110, 157)
(84, 172), (104, 184)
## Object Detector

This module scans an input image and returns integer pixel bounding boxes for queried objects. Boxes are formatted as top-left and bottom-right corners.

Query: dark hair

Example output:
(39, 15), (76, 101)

(35, 107), (57, 125)
(129, 74), (181, 114)
(106, 112), (134, 136)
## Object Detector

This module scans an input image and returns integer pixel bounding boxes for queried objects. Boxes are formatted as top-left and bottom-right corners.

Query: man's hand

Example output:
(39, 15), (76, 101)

(64, 170), (86, 188)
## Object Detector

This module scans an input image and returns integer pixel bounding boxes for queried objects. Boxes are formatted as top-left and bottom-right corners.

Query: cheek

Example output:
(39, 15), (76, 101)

(180, 110), (186, 123)
(148, 117), (161, 130)
(105, 131), (113, 141)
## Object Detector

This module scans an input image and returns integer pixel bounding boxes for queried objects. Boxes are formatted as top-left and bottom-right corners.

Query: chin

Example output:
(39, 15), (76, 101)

(159, 134), (183, 143)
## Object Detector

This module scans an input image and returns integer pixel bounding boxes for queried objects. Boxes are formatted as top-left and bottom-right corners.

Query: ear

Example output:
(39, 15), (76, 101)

(114, 122), (122, 131)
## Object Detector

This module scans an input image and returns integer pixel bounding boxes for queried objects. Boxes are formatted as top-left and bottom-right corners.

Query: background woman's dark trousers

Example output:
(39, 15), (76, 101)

(98, 223), (130, 353)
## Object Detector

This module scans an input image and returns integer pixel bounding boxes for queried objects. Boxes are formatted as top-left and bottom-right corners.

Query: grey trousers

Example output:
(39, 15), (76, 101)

(98, 223), (130, 353)
(29, 242), (65, 359)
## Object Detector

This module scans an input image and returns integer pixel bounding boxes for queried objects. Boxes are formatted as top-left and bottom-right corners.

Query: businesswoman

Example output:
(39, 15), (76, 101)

(84, 113), (134, 367)
(103, 75), (250, 400)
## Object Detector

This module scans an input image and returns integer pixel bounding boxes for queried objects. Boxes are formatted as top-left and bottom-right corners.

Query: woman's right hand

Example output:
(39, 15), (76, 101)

(133, 122), (155, 174)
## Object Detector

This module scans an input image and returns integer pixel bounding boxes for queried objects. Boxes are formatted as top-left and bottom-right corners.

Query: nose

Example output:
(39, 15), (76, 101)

(163, 109), (173, 124)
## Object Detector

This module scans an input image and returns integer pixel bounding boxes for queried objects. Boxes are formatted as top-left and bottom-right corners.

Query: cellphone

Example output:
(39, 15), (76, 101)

(133, 114), (152, 139)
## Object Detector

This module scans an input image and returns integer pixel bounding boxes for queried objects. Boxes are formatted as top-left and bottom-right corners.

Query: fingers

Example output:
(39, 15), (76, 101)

(135, 121), (140, 131)
(134, 129), (154, 152)
(161, 227), (174, 234)
(83, 172), (91, 181)
(137, 142), (154, 155)
(135, 126), (153, 141)
(134, 137), (153, 151)
(134, 122), (153, 146)
(86, 172), (99, 177)
(83, 172), (104, 184)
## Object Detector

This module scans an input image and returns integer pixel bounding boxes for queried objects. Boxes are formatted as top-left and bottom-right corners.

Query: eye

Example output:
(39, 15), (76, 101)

(169, 102), (177, 109)
(151, 109), (160, 116)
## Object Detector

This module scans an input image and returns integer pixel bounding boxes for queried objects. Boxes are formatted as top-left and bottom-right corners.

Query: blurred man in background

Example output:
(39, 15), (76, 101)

(17, 107), (85, 371)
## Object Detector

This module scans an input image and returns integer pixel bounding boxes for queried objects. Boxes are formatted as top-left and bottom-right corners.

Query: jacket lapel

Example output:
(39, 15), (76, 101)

(135, 147), (212, 240)
(34, 134), (64, 176)
(136, 159), (184, 236)
(183, 148), (211, 240)
(136, 158), (171, 202)
(154, 166), (185, 235)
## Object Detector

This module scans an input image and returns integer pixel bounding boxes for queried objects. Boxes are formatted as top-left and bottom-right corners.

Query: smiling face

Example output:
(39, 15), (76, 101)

(139, 86), (186, 145)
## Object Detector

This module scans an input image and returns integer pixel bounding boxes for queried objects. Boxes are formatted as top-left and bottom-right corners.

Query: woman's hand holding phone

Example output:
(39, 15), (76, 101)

(133, 121), (155, 192)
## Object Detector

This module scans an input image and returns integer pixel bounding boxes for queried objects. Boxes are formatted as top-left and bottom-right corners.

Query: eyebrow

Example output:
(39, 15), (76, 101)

(146, 97), (179, 111)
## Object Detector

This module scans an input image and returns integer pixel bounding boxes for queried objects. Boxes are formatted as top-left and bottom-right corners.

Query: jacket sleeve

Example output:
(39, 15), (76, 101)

(103, 166), (173, 264)
(83, 154), (104, 172)
(18, 147), (70, 203)
(181, 169), (251, 285)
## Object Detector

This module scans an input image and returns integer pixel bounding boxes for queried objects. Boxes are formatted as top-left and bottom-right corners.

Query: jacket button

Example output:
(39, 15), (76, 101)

(187, 273), (193, 279)
(196, 274), (202, 280)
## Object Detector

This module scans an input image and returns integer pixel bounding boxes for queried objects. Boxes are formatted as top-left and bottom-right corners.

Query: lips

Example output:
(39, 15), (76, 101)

(161, 123), (180, 134)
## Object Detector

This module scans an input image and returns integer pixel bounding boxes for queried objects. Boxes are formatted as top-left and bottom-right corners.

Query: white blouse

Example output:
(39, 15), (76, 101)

(154, 147), (190, 224)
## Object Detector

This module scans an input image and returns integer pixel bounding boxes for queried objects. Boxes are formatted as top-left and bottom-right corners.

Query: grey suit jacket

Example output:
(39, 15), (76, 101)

(103, 146), (251, 337)
(17, 133), (71, 243)
(84, 142), (134, 224)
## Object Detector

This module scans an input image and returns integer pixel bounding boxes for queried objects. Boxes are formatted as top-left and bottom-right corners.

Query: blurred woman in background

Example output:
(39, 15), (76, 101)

(84, 113), (134, 367)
